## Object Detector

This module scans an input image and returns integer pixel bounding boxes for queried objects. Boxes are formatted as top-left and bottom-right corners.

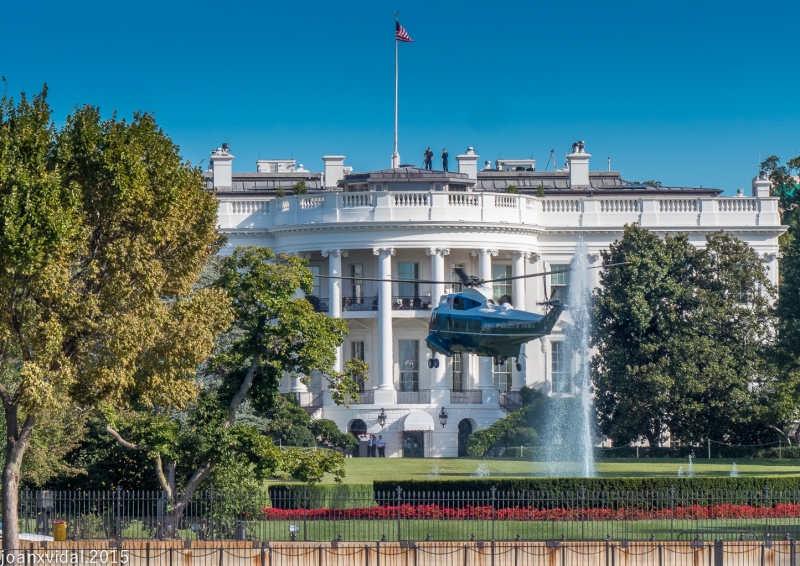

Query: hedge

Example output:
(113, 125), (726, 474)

(486, 446), (797, 459)
(267, 483), (374, 509)
(373, 477), (800, 509)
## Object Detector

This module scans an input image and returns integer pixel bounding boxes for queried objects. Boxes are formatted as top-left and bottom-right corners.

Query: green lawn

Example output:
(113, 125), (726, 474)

(272, 458), (800, 485)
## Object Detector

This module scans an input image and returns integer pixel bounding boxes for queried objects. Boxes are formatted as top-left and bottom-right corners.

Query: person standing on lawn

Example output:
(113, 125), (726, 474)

(377, 435), (387, 457)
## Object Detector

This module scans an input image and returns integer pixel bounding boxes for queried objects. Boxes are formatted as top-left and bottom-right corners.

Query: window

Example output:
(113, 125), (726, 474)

(493, 359), (512, 392)
(350, 264), (364, 300)
(398, 263), (419, 299)
(452, 296), (482, 311)
(550, 265), (570, 303)
(309, 266), (321, 297)
(452, 353), (464, 392)
(492, 265), (512, 301)
(551, 341), (569, 393)
(399, 340), (419, 392)
(351, 341), (366, 392)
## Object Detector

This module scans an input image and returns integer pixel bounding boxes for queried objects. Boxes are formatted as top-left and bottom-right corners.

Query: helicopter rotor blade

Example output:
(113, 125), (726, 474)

(485, 262), (628, 284)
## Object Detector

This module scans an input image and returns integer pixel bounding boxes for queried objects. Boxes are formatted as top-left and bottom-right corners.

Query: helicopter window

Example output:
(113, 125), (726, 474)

(453, 297), (482, 311)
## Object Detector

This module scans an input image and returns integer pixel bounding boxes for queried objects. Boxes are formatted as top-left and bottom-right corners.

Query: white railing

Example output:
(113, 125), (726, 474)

(494, 195), (517, 208)
(300, 197), (324, 209)
(342, 194), (373, 207)
(231, 201), (269, 214)
(719, 199), (758, 212)
(542, 199), (581, 213)
(279, 200), (290, 213)
(393, 193), (428, 206)
(600, 199), (639, 213)
(659, 199), (698, 212)
(448, 193), (479, 207)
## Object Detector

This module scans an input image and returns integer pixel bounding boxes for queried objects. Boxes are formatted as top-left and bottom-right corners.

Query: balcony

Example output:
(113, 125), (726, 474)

(304, 296), (329, 313)
(397, 389), (431, 404)
(450, 390), (482, 404)
(392, 296), (433, 311)
(343, 295), (378, 312)
(296, 392), (322, 408)
(348, 390), (374, 404)
(500, 391), (522, 412)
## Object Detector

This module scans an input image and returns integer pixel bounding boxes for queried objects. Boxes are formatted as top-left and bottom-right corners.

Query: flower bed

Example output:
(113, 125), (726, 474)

(261, 503), (800, 521)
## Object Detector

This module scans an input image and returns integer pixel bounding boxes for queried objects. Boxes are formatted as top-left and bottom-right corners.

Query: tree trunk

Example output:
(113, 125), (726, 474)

(2, 401), (35, 553)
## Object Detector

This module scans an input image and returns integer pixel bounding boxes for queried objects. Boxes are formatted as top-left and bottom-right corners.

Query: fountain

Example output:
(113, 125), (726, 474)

(427, 464), (441, 479)
(729, 463), (739, 477)
(541, 239), (596, 477)
(471, 462), (491, 478)
(677, 466), (684, 477)
(687, 454), (695, 477)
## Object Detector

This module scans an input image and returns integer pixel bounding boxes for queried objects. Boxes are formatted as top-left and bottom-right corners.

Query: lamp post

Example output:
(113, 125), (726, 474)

(378, 408), (387, 428)
(438, 407), (448, 427)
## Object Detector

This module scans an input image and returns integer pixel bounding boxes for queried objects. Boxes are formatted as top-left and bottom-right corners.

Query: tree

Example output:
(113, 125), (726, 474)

(505, 184), (519, 194)
(292, 180), (309, 195)
(536, 183), (545, 198)
(276, 187), (286, 197)
(0, 86), (231, 550)
(105, 246), (366, 533)
(592, 225), (788, 446)
(467, 387), (548, 456)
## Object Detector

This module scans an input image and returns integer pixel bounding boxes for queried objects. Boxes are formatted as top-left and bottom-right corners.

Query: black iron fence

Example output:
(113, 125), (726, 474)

(19, 487), (800, 543)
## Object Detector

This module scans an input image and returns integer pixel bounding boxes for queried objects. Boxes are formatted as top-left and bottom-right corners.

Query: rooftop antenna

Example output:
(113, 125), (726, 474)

(543, 150), (553, 172)
(607, 157), (611, 172)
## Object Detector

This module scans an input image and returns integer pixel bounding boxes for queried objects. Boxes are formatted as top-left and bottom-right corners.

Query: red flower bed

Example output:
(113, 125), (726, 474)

(261, 503), (800, 522)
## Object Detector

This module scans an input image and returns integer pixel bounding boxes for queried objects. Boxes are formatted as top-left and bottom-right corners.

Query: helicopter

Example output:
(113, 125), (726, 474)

(315, 264), (621, 372)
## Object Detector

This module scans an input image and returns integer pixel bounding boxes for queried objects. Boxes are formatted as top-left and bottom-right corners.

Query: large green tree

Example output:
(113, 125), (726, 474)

(592, 225), (791, 446)
(0, 86), (231, 549)
(105, 247), (365, 535)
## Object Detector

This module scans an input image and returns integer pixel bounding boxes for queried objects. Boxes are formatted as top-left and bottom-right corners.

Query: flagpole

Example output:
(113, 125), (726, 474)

(392, 11), (400, 168)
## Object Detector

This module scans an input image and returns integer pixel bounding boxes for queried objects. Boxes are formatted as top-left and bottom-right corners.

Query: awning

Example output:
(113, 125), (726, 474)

(402, 410), (435, 431)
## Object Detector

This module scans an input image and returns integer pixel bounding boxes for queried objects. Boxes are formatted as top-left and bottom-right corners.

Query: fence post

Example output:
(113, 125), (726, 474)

(318, 545), (323, 566)
(658, 543), (663, 566)
(364, 544), (369, 566)
(714, 540), (723, 566)
(396, 487), (403, 542)
(146, 542), (150, 566)
(261, 542), (267, 566)
(115, 486), (122, 541)
(791, 538), (796, 566)
(209, 486), (215, 541)
(491, 486), (496, 544)
(303, 486), (308, 542)
(764, 486), (771, 538)
(669, 487), (675, 541)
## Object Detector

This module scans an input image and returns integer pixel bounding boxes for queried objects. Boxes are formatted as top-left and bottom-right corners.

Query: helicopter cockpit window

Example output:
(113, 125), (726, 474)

(453, 296), (482, 311)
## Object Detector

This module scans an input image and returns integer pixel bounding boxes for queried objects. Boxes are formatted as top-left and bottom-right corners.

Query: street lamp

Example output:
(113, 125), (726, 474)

(378, 408), (387, 428)
(438, 407), (448, 427)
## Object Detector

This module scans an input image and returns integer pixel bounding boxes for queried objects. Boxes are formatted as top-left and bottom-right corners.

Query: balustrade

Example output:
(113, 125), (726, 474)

(718, 199), (757, 212)
(659, 199), (698, 213)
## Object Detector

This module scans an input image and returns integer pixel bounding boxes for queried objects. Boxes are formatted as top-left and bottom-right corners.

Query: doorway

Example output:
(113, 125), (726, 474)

(458, 419), (473, 457)
(402, 431), (424, 458)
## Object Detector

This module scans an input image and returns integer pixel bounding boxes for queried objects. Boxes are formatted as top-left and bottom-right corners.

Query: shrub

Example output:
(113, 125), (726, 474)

(754, 446), (800, 459)
(276, 187), (286, 197)
(268, 483), (374, 509)
(310, 419), (358, 452)
(292, 180), (309, 195)
(505, 184), (518, 194)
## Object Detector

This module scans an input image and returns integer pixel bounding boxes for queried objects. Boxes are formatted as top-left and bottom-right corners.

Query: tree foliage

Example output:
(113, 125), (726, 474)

(467, 387), (547, 456)
(592, 225), (793, 446)
(0, 84), (230, 549)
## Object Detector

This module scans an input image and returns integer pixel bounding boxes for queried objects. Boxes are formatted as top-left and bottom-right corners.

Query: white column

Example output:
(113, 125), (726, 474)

(291, 375), (307, 393)
(427, 247), (450, 403)
(509, 251), (531, 392)
(323, 249), (347, 373)
(374, 247), (395, 404)
(473, 249), (498, 404)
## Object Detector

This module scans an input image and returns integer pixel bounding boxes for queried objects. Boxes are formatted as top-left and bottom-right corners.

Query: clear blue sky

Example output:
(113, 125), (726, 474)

(2, 0), (798, 194)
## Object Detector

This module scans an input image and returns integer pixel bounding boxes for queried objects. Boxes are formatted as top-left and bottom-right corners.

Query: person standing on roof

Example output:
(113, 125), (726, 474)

(441, 148), (448, 172)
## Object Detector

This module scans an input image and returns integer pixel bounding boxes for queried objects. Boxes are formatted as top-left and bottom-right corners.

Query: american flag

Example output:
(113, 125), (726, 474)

(396, 21), (413, 42)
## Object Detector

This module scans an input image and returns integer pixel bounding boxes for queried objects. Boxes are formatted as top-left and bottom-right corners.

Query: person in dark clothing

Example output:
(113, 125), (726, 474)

(442, 148), (448, 172)
(424, 147), (432, 170)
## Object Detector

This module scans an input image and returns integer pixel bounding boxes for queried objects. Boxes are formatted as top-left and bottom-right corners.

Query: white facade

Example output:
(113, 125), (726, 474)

(209, 143), (784, 458)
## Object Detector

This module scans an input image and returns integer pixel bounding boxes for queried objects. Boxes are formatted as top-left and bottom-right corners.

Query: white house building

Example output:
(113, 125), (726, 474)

(208, 142), (784, 458)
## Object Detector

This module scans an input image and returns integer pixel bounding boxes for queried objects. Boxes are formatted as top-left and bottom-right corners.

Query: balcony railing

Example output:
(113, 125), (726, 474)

(392, 296), (433, 310)
(348, 390), (374, 404)
(397, 389), (431, 404)
(219, 192), (781, 233)
(499, 391), (521, 412)
(450, 390), (482, 404)
(295, 392), (322, 408)
(304, 296), (329, 313)
(343, 295), (378, 312)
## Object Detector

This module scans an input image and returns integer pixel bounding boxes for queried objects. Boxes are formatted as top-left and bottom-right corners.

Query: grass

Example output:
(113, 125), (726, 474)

(265, 458), (800, 485)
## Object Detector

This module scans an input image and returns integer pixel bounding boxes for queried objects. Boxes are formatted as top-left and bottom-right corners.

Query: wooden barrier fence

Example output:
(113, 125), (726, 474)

(3, 540), (797, 566)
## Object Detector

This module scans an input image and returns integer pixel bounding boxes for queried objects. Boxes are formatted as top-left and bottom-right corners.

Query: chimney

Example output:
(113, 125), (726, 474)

(322, 156), (346, 189)
(752, 170), (772, 197)
(210, 143), (234, 190)
(456, 147), (479, 180)
(567, 140), (591, 189)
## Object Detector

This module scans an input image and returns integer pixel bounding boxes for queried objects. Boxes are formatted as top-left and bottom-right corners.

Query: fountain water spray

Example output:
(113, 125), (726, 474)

(541, 239), (596, 477)
(729, 463), (739, 477)
(687, 454), (695, 477)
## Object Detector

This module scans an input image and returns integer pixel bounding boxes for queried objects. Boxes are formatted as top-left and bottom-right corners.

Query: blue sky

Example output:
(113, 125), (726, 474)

(2, 0), (798, 194)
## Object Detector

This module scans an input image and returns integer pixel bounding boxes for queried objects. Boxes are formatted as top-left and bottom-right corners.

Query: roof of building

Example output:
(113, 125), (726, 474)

(341, 167), (471, 184)
(204, 171), (322, 193)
